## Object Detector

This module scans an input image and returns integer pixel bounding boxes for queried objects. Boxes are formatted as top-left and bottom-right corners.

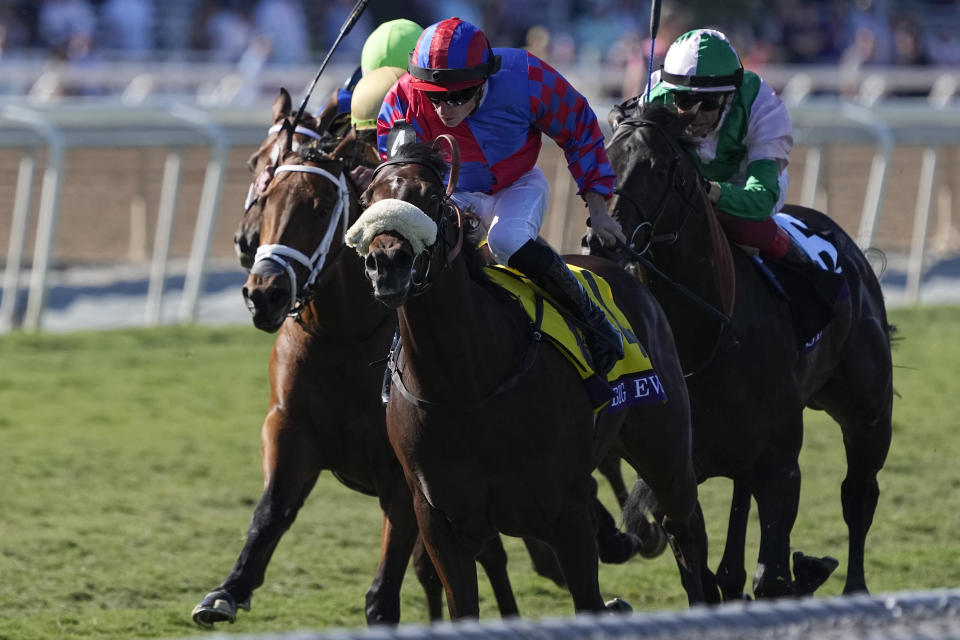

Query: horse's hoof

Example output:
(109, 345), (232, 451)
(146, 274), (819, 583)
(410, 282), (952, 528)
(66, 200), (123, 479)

(637, 521), (668, 559)
(191, 590), (242, 628)
(792, 551), (839, 595)
(598, 531), (643, 564)
(604, 597), (633, 614)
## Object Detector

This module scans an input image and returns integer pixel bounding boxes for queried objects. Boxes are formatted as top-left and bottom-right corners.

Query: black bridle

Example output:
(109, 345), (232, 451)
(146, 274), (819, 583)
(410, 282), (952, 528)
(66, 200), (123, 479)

(366, 161), (546, 412)
(609, 116), (733, 376)
(611, 117), (702, 254)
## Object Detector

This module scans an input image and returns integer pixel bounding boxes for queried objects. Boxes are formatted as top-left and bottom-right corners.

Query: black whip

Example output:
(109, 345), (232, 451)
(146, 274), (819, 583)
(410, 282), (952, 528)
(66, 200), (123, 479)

(291, 0), (370, 129)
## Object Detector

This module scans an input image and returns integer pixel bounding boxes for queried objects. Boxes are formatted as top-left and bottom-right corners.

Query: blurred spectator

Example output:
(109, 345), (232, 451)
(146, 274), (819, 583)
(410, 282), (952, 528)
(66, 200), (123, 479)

(617, 1), (690, 101)
(524, 24), (551, 61)
(845, 0), (894, 65)
(37, 0), (94, 52)
(318, 0), (373, 60)
(189, 0), (252, 63)
(778, 1), (838, 64)
(100, 0), (154, 54)
(252, 0), (309, 64)
(0, 2), (33, 54)
(890, 10), (930, 66)
(571, 0), (640, 65)
(927, 27), (960, 66)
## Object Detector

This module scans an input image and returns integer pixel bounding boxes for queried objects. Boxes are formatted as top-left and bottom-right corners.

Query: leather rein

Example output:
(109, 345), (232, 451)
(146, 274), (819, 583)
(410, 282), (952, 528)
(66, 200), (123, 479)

(378, 134), (545, 411)
(611, 117), (733, 377)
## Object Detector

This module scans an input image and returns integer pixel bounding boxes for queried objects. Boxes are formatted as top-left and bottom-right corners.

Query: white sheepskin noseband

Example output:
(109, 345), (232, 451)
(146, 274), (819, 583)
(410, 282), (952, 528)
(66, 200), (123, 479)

(346, 198), (438, 256)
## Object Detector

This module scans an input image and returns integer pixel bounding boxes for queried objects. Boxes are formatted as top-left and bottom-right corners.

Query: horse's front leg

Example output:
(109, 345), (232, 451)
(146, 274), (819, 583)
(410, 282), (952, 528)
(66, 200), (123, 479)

(545, 491), (606, 613)
(411, 487), (480, 619)
(365, 486), (422, 624)
(751, 459), (801, 599)
(716, 481), (751, 600)
(192, 408), (320, 627)
(476, 535), (519, 617)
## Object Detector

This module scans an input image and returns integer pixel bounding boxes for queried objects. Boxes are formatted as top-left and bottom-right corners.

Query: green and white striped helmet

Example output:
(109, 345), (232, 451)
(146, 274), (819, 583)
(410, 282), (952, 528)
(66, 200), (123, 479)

(660, 29), (743, 93)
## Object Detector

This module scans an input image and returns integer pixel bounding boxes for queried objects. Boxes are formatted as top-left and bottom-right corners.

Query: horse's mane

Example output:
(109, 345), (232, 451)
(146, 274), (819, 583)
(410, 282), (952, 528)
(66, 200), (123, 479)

(389, 141), (491, 282)
(391, 141), (448, 180)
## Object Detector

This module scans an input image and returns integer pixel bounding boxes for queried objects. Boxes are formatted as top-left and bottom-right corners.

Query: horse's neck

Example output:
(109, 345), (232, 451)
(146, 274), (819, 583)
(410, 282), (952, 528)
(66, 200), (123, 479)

(650, 213), (731, 353)
(396, 258), (521, 400)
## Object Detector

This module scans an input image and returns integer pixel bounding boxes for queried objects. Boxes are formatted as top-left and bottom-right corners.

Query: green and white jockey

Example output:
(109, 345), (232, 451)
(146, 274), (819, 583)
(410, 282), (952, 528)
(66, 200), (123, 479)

(645, 28), (811, 266)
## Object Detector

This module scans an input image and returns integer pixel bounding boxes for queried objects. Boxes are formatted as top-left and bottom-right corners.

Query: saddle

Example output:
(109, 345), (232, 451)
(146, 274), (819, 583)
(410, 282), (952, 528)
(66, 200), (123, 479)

(737, 214), (848, 351)
(484, 264), (667, 413)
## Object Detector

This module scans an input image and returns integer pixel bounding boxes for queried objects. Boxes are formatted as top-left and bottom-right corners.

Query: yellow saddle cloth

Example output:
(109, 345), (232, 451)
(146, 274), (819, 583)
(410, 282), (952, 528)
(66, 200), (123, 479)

(485, 264), (667, 412)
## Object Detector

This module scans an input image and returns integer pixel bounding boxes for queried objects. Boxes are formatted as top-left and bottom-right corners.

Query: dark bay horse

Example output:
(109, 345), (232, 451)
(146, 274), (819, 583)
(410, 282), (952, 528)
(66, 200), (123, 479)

(354, 140), (713, 616)
(600, 101), (893, 599)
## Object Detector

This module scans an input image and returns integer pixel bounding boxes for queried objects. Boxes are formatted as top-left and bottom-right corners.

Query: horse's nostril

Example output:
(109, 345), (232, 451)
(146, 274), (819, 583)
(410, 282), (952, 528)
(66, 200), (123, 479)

(395, 251), (413, 272)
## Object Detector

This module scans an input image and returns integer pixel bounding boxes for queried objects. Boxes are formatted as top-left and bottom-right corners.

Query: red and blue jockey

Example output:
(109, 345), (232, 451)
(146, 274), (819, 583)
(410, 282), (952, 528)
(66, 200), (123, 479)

(376, 17), (625, 375)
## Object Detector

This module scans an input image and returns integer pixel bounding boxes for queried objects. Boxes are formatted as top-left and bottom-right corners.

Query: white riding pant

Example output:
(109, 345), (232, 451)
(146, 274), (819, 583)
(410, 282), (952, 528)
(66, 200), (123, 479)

(450, 167), (549, 265)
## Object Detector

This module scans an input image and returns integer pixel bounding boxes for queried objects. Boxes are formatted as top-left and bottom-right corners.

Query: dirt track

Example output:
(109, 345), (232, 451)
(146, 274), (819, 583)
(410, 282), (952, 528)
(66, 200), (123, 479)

(0, 142), (958, 268)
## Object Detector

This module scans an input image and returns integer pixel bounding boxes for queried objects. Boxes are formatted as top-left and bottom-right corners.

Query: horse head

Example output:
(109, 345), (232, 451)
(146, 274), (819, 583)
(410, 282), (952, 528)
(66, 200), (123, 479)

(349, 140), (463, 309)
(242, 142), (353, 332)
(605, 101), (709, 261)
(235, 88), (327, 271)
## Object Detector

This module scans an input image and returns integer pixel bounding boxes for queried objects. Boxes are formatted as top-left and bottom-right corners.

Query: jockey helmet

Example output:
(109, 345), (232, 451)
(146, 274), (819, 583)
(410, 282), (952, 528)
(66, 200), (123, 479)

(660, 29), (743, 93)
(351, 66), (406, 130)
(361, 19), (423, 74)
(408, 18), (502, 92)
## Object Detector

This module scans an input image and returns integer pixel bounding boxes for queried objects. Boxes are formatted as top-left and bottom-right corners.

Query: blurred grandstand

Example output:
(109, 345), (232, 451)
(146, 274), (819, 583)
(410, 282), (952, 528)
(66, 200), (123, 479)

(0, 0), (959, 332)
(0, 0), (958, 103)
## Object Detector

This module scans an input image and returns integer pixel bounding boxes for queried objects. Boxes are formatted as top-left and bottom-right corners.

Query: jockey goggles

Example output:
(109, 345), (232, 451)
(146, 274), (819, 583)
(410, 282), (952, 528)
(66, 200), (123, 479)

(425, 85), (481, 106)
(672, 90), (729, 111)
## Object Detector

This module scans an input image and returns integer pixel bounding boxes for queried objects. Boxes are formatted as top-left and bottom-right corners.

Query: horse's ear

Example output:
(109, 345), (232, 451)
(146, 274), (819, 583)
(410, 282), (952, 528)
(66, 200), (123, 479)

(273, 88), (292, 124)
(608, 104), (628, 131)
(279, 119), (295, 156)
(609, 96), (641, 131)
(674, 109), (697, 137)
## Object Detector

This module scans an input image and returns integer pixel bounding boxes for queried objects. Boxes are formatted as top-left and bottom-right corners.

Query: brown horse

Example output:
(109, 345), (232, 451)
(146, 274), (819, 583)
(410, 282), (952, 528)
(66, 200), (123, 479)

(599, 100), (894, 599)
(354, 140), (714, 616)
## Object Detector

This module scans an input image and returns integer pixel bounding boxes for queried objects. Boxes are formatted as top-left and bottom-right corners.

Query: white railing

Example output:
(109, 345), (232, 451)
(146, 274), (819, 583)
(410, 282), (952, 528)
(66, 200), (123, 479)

(2, 61), (959, 107)
(1, 95), (959, 332)
(0, 102), (269, 331)
(174, 587), (960, 640)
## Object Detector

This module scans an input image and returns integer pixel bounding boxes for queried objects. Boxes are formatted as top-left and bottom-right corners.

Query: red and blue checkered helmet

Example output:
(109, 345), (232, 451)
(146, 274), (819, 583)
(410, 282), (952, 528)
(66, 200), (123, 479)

(408, 18), (502, 91)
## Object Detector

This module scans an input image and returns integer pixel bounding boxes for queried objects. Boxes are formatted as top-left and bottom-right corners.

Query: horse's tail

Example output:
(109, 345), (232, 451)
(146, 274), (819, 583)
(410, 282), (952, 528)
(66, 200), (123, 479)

(622, 477), (668, 558)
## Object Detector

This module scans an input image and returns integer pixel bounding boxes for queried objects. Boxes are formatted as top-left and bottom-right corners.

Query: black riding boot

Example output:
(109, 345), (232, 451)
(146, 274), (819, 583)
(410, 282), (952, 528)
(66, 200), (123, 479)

(381, 330), (399, 406)
(509, 239), (624, 375)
